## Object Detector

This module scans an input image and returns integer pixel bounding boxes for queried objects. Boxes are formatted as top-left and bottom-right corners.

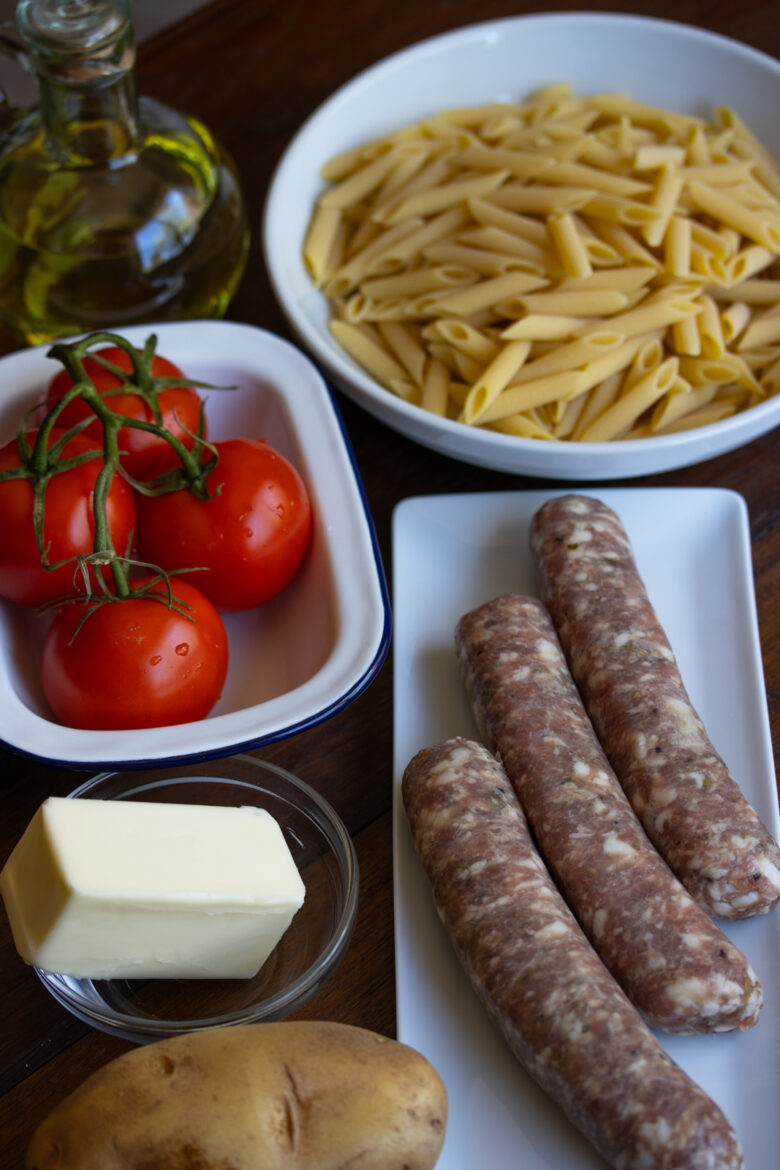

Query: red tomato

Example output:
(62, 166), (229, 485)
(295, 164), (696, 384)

(135, 438), (312, 611)
(41, 577), (229, 729)
(46, 346), (204, 480)
(0, 430), (136, 608)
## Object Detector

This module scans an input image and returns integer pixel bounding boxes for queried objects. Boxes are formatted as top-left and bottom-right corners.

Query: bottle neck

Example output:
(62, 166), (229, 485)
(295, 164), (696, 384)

(17, 0), (141, 164)
(35, 63), (140, 163)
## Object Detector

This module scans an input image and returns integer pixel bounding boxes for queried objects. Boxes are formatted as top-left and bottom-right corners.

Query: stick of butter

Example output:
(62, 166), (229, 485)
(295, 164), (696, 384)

(0, 796), (306, 980)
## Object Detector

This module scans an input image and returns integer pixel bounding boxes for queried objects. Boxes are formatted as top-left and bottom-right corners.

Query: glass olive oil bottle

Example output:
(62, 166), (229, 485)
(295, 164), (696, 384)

(0, 0), (249, 344)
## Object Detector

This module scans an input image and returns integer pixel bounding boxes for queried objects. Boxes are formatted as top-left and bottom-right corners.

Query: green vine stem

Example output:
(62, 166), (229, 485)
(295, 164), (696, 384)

(0, 330), (226, 605)
(44, 331), (220, 495)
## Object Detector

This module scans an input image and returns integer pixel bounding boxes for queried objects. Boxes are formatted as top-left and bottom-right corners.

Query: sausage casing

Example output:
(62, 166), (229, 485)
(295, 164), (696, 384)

(530, 493), (780, 919)
(402, 737), (744, 1170)
(455, 593), (761, 1034)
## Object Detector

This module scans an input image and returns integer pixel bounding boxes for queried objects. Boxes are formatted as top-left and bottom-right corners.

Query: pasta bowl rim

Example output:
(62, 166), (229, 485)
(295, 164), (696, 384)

(263, 12), (780, 479)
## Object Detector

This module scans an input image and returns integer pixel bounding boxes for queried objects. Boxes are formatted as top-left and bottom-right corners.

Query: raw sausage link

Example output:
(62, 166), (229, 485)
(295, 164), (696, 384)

(402, 737), (744, 1170)
(530, 493), (780, 920)
(455, 594), (761, 1034)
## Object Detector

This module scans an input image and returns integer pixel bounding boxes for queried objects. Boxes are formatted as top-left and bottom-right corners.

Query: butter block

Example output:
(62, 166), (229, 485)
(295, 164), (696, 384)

(0, 796), (306, 979)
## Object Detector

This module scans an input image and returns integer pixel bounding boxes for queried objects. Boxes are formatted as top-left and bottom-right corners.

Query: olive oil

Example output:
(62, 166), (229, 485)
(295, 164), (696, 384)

(0, 1), (249, 345)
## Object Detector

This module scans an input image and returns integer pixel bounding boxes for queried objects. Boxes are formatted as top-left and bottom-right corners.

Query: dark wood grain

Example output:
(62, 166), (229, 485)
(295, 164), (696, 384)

(1, 1), (778, 1166)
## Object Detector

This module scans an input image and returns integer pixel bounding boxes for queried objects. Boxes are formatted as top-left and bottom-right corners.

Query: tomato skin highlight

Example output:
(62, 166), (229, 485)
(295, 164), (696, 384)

(46, 346), (204, 480)
(135, 437), (312, 611)
(0, 430), (137, 608)
(41, 578), (229, 730)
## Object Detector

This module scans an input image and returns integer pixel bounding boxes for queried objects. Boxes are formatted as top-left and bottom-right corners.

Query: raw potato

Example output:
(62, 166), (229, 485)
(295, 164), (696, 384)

(26, 1021), (448, 1170)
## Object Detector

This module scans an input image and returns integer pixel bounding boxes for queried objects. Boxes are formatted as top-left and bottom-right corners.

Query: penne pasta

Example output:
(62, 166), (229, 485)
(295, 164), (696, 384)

(432, 271), (547, 317)
(579, 356), (680, 441)
(547, 213), (593, 279)
(560, 266), (657, 293)
(570, 372), (623, 439)
(652, 398), (737, 433)
(513, 288), (629, 316)
(377, 170), (509, 224)
(456, 222), (549, 258)
(643, 166), (684, 248)
(304, 86), (780, 444)
(476, 367), (592, 423)
(460, 339), (532, 424)
(687, 181), (780, 250)
(467, 197), (551, 245)
(319, 149), (403, 209)
(322, 218), (426, 296)
(329, 319), (408, 386)
(500, 312), (589, 341)
(303, 204), (344, 283)
(422, 318), (500, 362)
(488, 412), (557, 439)
(710, 278), (780, 305)
(651, 381), (716, 431)
(423, 240), (545, 277)
(737, 304), (780, 351)
(486, 182), (596, 215)
(419, 355), (451, 416)
(664, 216), (691, 278)
(715, 106), (780, 200)
(719, 300), (752, 344)
(671, 314), (702, 356)
(726, 245), (777, 285)
(696, 294), (727, 358)
(377, 321), (429, 384)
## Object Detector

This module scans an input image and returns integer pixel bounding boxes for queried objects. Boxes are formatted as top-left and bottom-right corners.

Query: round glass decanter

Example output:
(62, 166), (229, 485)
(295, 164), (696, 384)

(0, 0), (250, 344)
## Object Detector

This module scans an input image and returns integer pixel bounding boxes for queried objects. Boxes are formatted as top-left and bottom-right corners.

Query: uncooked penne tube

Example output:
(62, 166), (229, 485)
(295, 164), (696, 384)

(419, 355), (450, 416)
(547, 213), (593, 279)
(304, 87), (780, 445)
(377, 321), (428, 384)
(329, 319), (407, 385)
(737, 305), (780, 351)
(460, 339), (532, 424)
(688, 181), (780, 250)
(514, 288), (629, 316)
(475, 367), (592, 422)
(578, 356), (679, 441)
(303, 204), (343, 283)
(377, 170), (509, 224)
(432, 271), (546, 316)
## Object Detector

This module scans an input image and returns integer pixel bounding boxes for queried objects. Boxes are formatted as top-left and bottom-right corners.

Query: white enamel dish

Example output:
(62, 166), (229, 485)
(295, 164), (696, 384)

(0, 320), (390, 769)
(392, 487), (779, 1169)
(263, 13), (780, 478)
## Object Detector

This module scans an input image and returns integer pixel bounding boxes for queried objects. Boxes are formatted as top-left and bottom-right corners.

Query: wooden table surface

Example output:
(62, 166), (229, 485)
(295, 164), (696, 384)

(1, 0), (778, 1164)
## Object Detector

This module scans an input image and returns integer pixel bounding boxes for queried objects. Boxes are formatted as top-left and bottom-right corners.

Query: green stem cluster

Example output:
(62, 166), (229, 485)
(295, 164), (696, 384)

(0, 330), (223, 608)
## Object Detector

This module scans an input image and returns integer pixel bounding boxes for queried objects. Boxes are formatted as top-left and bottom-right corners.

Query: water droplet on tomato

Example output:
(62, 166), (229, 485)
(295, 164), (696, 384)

(175, 643), (189, 656)
(149, 655), (162, 666)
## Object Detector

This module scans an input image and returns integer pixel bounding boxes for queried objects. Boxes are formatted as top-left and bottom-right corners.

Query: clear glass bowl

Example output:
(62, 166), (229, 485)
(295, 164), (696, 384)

(34, 754), (359, 1043)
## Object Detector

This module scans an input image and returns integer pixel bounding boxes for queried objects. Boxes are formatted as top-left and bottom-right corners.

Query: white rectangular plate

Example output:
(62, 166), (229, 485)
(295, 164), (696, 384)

(392, 487), (779, 1170)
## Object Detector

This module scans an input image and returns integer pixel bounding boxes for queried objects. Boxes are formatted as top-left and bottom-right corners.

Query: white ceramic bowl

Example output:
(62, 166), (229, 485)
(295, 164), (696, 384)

(263, 13), (780, 479)
(0, 320), (390, 768)
(36, 756), (359, 1043)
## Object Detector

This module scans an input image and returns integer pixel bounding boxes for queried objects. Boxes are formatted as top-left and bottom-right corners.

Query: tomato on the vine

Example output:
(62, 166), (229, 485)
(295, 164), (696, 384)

(135, 438), (312, 611)
(46, 346), (204, 480)
(41, 577), (229, 730)
(0, 430), (136, 608)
